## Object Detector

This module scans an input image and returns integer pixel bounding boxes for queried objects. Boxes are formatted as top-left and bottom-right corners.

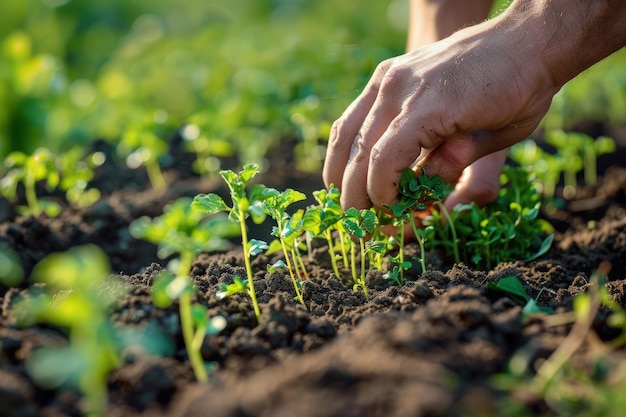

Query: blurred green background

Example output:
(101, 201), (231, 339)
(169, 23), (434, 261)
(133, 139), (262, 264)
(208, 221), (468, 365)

(1, 0), (625, 167)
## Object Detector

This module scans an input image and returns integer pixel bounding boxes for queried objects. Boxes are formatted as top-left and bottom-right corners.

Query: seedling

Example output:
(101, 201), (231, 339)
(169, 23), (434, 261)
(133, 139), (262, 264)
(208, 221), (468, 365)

(56, 147), (103, 209)
(387, 169), (450, 277)
(0, 147), (103, 217)
(130, 197), (236, 382)
(192, 163), (277, 324)
(486, 275), (553, 318)
(428, 166), (554, 269)
(341, 207), (378, 297)
(0, 147), (62, 217)
(302, 185), (346, 278)
(118, 118), (169, 191)
(262, 188), (307, 304)
(11, 245), (126, 417)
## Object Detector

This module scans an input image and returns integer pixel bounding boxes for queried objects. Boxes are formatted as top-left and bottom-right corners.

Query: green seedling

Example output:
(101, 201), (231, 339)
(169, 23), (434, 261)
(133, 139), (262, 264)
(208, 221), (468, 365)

(192, 163), (277, 324)
(0, 147), (62, 217)
(486, 275), (553, 318)
(509, 139), (563, 202)
(428, 166), (554, 269)
(0, 147), (103, 217)
(557, 131), (616, 187)
(263, 188), (307, 304)
(56, 147), (104, 209)
(130, 197), (236, 382)
(387, 169), (450, 277)
(11, 245), (127, 417)
(118, 117), (169, 191)
(341, 207), (378, 297)
(302, 185), (346, 278)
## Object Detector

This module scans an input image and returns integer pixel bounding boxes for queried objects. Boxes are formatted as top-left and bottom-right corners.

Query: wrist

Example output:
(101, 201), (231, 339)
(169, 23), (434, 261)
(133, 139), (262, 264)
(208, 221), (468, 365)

(497, 0), (626, 89)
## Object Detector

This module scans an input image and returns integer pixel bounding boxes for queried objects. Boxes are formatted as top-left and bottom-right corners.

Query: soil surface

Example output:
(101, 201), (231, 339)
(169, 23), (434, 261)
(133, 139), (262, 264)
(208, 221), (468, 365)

(1, 128), (626, 417)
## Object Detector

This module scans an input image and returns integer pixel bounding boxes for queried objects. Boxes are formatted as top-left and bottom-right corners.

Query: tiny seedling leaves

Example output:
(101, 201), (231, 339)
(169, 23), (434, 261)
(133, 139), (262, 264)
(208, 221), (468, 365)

(191, 193), (230, 215)
(217, 276), (248, 299)
(267, 259), (287, 273)
(524, 234), (554, 262)
(248, 239), (269, 257)
(486, 276), (530, 305)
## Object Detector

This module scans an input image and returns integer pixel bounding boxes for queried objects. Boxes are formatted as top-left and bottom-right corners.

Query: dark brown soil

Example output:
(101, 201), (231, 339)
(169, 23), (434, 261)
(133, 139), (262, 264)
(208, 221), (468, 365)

(1, 131), (626, 417)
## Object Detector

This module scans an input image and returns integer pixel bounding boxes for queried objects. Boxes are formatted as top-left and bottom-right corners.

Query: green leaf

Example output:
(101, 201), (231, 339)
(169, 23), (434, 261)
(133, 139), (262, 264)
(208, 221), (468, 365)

(248, 239), (268, 256)
(151, 272), (175, 308)
(267, 259), (287, 273)
(524, 234), (554, 262)
(0, 246), (24, 286)
(191, 193), (230, 215)
(486, 276), (531, 305)
(216, 276), (248, 299)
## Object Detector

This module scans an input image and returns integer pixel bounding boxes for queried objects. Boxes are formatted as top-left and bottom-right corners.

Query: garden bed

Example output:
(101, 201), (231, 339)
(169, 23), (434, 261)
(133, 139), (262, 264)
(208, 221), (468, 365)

(1, 128), (626, 417)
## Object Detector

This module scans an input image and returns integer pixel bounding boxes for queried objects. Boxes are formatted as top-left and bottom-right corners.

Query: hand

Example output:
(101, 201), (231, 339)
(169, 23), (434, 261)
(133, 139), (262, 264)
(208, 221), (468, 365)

(323, 18), (556, 212)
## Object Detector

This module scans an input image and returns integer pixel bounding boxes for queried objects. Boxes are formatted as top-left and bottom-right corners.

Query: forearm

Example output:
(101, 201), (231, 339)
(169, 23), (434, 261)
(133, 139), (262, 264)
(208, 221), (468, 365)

(407, 0), (493, 50)
(495, 0), (626, 89)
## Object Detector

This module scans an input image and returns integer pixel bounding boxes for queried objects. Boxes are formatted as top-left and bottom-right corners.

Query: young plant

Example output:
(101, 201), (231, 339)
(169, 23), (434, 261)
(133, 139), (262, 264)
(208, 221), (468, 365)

(56, 147), (104, 209)
(130, 197), (236, 382)
(0, 147), (62, 217)
(341, 207), (378, 298)
(192, 163), (277, 324)
(262, 188), (307, 304)
(302, 185), (345, 278)
(486, 275), (553, 319)
(387, 169), (449, 277)
(11, 245), (127, 417)
(430, 166), (554, 269)
(118, 117), (169, 191)
(0, 147), (103, 217)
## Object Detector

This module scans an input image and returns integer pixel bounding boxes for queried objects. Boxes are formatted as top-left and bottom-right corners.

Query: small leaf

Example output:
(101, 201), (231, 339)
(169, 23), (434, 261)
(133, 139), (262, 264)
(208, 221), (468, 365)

(486, 276), (531, 305)
(152, 272), (176, 308)
(248, 239), (268, 256)
(267, 259), (287, 273)
(524, 234), (554, 262)
(191, 193), (230, 215)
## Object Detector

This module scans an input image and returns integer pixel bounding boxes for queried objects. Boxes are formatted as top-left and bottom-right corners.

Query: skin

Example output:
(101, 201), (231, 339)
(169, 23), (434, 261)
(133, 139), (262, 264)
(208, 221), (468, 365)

(323, 0), (626, 217)
(407, 0), (506, 212)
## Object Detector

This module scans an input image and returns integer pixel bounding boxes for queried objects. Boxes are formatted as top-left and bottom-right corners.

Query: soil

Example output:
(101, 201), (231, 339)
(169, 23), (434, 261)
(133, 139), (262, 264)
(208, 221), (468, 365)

(1, 127), (626, 417)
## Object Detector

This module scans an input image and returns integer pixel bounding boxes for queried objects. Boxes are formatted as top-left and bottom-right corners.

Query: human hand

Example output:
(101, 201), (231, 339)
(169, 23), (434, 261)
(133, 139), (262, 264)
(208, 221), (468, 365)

(323, 19), (557, 213)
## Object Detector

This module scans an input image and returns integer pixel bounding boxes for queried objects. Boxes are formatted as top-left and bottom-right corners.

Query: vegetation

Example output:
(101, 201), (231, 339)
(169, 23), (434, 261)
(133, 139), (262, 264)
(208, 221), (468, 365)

(129, 197), (236, 382)
(1, 0), (625, 415)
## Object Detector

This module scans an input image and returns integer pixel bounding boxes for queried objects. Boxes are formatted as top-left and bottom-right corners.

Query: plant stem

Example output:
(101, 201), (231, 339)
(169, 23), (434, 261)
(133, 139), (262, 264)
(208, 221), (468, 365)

(398, 224), (405, 283)
(338, 231), (349, 270)
(24, 173), (41, 216)
(146, 159), (167, 191)
(177, 252), (208, 383)
(239, 209), (262, 324)
(324, 230), (341, 278)
(358, 237), (369, 298)
(409, 215), (427, 274)
(436, 201), (460, 264)
(280, 239), (304, 304)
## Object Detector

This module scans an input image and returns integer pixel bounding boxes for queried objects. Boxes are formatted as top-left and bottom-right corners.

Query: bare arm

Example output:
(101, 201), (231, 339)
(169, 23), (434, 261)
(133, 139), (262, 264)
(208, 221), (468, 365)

(407, 0), (493, 50)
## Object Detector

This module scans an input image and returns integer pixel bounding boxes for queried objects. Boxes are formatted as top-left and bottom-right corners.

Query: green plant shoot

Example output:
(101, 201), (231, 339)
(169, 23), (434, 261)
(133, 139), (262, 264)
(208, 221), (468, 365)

(192, 163), (277, 324)
(130, 197), (236, 382)
(341, 207), (378, 298)
(262, 188), (307, 304)
(12, 245), (126, 417)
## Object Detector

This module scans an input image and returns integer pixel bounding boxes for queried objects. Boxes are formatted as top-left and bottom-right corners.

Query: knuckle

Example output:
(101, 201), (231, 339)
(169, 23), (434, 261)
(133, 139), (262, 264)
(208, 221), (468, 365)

(328, 118), (351, 150)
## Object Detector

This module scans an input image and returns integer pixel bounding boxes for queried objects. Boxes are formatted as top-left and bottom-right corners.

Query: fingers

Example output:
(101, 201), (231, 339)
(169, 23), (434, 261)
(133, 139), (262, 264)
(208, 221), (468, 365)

(323, 61), (392, 192)
(442, 149), (508, 211)
(366, 113), (450, 207)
